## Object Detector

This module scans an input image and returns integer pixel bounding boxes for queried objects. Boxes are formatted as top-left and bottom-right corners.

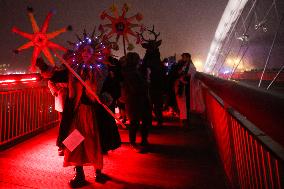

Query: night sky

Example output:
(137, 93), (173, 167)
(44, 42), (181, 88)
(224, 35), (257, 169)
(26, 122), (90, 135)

(0, 0), (227, 72)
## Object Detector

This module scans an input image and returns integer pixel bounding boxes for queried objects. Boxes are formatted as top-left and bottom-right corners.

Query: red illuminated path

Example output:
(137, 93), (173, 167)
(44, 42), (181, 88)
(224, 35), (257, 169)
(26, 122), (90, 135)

(0, 115), (227, 189)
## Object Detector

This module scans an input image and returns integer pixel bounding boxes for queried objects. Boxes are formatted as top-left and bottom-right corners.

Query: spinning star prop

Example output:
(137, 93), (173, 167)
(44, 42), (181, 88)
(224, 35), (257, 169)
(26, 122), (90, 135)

(99, 3), (144, 53)
(12, 7), (71, 71)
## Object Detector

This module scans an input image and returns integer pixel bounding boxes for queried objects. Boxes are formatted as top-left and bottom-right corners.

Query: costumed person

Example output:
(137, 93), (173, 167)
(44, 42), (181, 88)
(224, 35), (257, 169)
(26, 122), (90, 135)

(43, 54), (72, 156)
(166, 58), (179, 117)
(97, 57), (122, 155)
(117, 56), (128, 124)
(36, 32), (121, 188)
(174, 53), (196, 128)
(103, 57), (121, 113)
(140, 26), (165, 127)
(63, 44), (104, 187)
(99, 61), (127, 129)
(47, 75), (68, 156)
(99, 3), (144, 126)
(121, 52), (152, 152)
(12, 9), (120, 186)
(117, 92), (127, 124)
(36, 55), (70, 156)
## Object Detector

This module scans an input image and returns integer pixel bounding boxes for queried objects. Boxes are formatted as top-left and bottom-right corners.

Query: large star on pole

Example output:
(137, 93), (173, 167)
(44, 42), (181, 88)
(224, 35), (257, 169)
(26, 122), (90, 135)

(99, 3), (144, 51)
(12, 7), (72, 71)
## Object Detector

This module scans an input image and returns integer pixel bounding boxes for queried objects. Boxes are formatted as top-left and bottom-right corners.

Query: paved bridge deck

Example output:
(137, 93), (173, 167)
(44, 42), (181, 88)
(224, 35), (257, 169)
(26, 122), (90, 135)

(0, 115), (227, 189)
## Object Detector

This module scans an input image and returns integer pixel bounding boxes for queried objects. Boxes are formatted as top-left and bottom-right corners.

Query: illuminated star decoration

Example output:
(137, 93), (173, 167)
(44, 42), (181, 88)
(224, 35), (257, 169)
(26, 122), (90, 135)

(12, 7), (72, 71)
(99, 3), (144, 52)
(68, 28), (112, 67)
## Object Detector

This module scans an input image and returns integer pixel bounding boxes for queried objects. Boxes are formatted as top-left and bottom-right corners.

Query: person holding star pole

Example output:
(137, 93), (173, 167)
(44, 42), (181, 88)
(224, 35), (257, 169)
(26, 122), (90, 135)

(12, 7), (123, 188)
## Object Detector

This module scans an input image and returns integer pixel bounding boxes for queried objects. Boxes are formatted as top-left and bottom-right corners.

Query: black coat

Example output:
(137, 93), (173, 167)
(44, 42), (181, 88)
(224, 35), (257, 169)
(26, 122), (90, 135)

(54, 69), (121, 153)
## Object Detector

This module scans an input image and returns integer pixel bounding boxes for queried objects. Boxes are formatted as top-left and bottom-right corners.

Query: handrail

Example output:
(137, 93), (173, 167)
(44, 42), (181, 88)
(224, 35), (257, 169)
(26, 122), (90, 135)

(228, 108), (284, 161)
(196, 72), (284, 146)
(198, 73), (284, 188)
(0, 81), (59, 149)
(206, 87), (284, 160)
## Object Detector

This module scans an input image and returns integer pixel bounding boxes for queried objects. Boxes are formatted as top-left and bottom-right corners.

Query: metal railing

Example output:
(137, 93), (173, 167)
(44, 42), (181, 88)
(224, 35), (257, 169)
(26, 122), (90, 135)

(198, 73), (284, 189)
(0, 81), (58, 147)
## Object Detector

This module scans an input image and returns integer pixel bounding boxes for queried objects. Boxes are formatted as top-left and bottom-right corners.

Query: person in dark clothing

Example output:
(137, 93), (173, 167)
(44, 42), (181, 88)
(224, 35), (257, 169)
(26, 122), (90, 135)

(140, 26), (165, 127)
(142, 50), (165, 127)
(98, 63), (122, 154)
(101, 66), (121, 112)
(121, 52), (152, 151)
(35, 56), (69, 153)
(163, 58), (179, 116)
(109, 56), (128, 124)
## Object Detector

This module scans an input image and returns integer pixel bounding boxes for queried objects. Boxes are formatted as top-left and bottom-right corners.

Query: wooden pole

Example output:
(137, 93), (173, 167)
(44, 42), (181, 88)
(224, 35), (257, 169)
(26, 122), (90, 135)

(54, 51), (126, 128)
(123, 35), (127, 56)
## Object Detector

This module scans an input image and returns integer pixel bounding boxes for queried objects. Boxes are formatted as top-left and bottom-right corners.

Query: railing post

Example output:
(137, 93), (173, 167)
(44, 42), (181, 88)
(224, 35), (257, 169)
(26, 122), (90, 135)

(227, 107), (240, 188)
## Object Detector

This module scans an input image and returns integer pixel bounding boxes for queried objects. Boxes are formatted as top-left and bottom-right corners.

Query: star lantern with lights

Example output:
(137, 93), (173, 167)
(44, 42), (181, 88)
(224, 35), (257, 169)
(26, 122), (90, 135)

(55, 29), (126, 129)
(12, 7), (72, 71)
(67, 28), (112, 68)
(99, 3), (144, 55)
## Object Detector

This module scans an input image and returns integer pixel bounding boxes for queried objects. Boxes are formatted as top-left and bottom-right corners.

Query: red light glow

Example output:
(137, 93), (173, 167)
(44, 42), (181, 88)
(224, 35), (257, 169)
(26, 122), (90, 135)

(20, 77), (37, 82)
(0, 79), (16, 84)
(0, 77), (39, 84)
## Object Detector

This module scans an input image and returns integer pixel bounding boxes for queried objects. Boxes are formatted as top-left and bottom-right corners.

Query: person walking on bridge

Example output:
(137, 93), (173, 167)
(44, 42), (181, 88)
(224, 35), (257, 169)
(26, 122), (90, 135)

(174, 53), (196, 128)
(121, 52), (152, 152)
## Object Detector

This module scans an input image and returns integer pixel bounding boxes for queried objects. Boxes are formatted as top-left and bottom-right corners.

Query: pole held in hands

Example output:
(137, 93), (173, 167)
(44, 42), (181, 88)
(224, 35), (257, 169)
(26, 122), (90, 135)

(53, 51), (126, 129)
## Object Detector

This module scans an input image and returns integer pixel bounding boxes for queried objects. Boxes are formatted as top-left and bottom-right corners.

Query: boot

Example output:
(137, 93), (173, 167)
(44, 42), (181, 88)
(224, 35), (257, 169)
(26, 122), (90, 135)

(95, 169), (109, 183)
(140, 123), (150, 153)
(69, 166), (86, 188)
(129, 121), (138, 145)
(181, 119), (188, 128)
(141, 126), (149, 147)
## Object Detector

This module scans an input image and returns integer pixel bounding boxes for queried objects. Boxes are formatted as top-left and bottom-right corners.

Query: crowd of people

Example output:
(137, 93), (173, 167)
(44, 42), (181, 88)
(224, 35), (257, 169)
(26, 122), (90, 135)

(35, 39), (199, 187)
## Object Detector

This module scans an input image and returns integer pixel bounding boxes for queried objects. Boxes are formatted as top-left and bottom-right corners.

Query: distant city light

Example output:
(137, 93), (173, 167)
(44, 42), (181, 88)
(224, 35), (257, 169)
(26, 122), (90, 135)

(6, 71), (26, 75)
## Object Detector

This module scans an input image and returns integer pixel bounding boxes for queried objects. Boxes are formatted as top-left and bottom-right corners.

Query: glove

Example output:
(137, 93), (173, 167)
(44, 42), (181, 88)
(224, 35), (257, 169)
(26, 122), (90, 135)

(35, 57), (49, 72)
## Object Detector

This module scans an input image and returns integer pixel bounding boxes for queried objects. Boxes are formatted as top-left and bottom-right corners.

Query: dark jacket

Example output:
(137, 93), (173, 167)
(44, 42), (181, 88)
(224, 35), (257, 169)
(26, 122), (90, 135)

(121, 63), (151, 121)
(49, 64), (121, 153)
